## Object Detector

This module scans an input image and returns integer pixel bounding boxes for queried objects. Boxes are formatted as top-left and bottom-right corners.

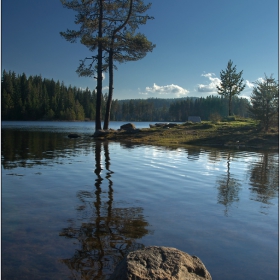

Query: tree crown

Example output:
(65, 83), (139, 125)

(216, 59), (245, 97)
(60, 0), (155, 77)
(248, 74), (279, 130)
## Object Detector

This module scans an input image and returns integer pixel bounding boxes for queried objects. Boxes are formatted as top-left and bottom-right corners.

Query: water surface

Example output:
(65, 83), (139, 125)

(1, 121), (279, 280)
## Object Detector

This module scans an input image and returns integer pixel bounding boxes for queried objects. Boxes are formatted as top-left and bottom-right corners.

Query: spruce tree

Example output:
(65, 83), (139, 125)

(248, 74), (278, 131)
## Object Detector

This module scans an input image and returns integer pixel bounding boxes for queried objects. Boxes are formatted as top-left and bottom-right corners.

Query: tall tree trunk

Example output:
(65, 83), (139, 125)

(265, 99), (269, 131)
(95, 0), (103, 131)
(103, 49), (114, 130)
(228, 95), (232, 116)
(103, 0), (133, 130)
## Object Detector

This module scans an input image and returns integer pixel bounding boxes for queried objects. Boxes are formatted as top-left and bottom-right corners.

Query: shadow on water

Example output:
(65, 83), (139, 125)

(59, 141), (151, 280)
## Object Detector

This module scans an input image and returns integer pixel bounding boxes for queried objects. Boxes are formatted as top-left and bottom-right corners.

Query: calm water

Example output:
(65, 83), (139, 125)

(1, 121), (279, 280)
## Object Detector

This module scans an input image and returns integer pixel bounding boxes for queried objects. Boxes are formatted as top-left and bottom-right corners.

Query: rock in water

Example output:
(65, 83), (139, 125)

(68, 133), (81, 138)
(109, 246), (212, 280)
(120, 123), (136, 130)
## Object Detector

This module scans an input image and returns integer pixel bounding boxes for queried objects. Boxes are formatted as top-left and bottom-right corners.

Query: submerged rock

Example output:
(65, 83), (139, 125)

(109, 246), (212, 280)
(68, 133), (81, 138)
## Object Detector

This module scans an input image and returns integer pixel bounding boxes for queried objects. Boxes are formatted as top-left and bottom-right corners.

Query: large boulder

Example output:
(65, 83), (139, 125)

(120, 123), (136, 130)
(109, 246), (212, 280)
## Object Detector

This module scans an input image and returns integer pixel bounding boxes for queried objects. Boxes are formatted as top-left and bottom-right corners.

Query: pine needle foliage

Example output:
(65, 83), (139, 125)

(60, 0), (155, 130)
(248, 74), (279, 131)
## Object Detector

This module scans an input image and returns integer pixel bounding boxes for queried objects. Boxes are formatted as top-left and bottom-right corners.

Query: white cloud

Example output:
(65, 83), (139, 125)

(197, 73), (221, 93)
(245, 80), (254, 88)
(256, 77), (265, 83)
(245, 77), (265, 89)
(140, 83), (189, 97)
(241, 77), (266, 100)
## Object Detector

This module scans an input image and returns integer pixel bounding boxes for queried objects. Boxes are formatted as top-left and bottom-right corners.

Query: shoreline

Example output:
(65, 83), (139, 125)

(92, 120), (279, 151)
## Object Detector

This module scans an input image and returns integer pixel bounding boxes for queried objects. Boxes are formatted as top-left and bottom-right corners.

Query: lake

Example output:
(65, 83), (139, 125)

(1, 121), (279, 280)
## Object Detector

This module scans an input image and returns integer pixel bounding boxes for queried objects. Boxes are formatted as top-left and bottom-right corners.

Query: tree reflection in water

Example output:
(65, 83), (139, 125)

(59, 141), (150, 280)
(216, 152), (242, 216)
(248, 152), (279, 212)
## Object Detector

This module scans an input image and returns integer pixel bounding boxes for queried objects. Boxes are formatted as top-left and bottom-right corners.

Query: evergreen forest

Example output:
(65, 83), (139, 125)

(1, 70), (250, 122)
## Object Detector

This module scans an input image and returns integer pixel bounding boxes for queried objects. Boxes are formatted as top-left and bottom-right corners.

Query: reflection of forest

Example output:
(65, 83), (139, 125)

(249, 153), (279, 206)
(216, 152), (242, 216)
(59, 141), (150, 279)
(1, 129), (95, 169)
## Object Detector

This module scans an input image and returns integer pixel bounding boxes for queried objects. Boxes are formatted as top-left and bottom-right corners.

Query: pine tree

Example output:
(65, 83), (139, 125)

(217, 60), (245, 116)
(60, 0), (155, 130)
(102, 1), (155, 129)
(1, 89), (14, 119)
(1, 71), (14, 119)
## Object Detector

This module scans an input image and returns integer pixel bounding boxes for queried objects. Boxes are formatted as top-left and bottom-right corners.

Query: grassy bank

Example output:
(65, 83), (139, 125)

(95, 118), (279, 150)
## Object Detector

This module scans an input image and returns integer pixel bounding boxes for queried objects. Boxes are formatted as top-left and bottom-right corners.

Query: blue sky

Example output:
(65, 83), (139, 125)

(1, 0), (278, 100)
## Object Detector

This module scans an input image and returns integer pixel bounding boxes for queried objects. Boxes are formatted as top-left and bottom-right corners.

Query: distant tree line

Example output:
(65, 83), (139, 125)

(1, 70), (96, 121)
(2, 70), (250, 122)
(110, 96), (250, 122)
(168, 96), (249, 121)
